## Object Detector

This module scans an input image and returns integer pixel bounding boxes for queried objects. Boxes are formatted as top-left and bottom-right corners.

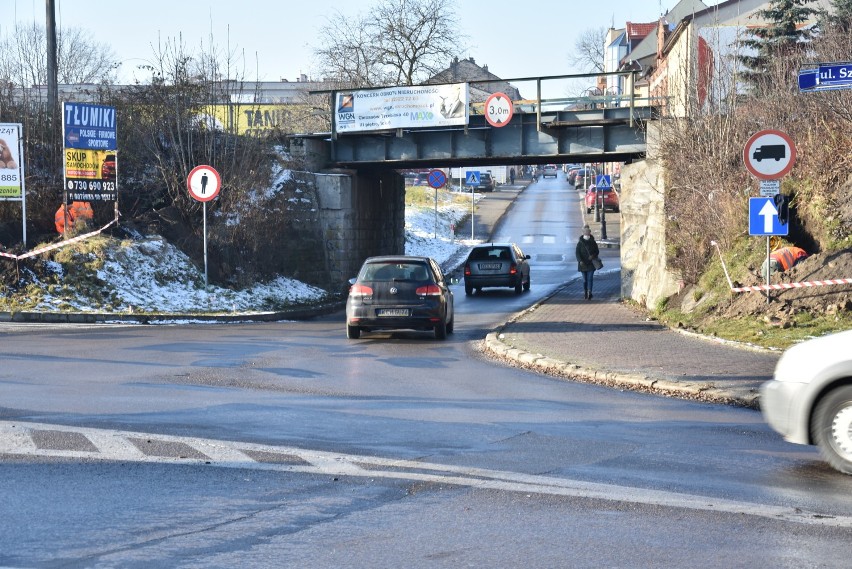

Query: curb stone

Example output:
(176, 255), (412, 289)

(0, 300), (347, 325)
(482, 283), (762, 410)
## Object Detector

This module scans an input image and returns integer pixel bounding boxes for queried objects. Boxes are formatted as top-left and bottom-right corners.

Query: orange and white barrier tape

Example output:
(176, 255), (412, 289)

(0, 217), (118, 261)
(732, 278), (852, 293)
(710, 241), (852, 294)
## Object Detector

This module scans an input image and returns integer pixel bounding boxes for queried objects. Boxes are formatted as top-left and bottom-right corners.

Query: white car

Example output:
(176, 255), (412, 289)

(760, 329), (852, 474)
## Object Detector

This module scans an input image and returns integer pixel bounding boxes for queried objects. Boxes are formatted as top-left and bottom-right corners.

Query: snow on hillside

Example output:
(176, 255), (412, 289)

(26, 191), (478, 314)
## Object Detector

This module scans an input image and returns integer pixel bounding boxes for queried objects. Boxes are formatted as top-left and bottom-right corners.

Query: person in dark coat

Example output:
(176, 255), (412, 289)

(575, 224), (600, 300)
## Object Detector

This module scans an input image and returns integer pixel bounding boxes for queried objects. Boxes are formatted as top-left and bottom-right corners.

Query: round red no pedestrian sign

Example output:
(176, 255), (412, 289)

(187, 165), (221, 202)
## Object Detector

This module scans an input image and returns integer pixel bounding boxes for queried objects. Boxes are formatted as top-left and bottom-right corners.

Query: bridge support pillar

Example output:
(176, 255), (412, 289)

(316, 169), (405, 289)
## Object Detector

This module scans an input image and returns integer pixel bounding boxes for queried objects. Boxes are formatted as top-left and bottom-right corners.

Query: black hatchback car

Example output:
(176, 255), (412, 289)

(463, 243), (531, 295)
(346, 256), (454, 340)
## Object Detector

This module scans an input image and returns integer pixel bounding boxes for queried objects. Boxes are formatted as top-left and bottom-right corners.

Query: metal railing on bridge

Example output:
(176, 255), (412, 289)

(304, 71), (661, 167)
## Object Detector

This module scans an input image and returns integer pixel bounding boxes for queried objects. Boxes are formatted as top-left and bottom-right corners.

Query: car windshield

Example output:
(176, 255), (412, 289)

(360, 262), (430, 281)
(468, 247), (511, 261)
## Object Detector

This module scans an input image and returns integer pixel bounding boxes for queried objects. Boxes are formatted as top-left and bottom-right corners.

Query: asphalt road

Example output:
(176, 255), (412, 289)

(2, 177), (852, 568)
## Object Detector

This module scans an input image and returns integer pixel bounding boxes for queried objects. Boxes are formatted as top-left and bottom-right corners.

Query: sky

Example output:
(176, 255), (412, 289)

(8, 0), (719, 86)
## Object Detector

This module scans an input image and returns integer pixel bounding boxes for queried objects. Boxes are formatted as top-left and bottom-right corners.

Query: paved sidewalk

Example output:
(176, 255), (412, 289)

(484, 270), (779, 408)
(469, 180), (779, 409)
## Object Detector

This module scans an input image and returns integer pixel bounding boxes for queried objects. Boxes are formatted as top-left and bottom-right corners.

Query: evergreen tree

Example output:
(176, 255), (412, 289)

(738, 0), (819, 91)
(821, 0), (852, 33)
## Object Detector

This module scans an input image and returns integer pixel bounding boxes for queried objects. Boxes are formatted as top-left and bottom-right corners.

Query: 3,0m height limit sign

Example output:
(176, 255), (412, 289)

(484, 92), (513, 127)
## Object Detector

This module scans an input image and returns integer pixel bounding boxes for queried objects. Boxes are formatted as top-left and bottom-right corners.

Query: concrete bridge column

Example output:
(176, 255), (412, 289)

(315, 169), (406, 288)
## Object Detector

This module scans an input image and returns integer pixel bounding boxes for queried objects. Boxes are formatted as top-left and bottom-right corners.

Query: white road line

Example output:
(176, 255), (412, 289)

(2, 421), (850, 529)
(0, 423), (38, 454)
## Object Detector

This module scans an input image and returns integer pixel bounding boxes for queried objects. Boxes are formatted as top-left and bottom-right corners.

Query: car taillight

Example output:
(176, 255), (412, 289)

(349, 283), (373, 298)
(416, 284), (442, 296)
(464, 264), (471, 276)
(509, 263), (518, 275)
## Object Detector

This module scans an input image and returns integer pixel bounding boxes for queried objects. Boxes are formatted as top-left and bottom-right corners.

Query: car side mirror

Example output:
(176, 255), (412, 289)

(348, 278), (357, 285)
(525, 255), (531, 260)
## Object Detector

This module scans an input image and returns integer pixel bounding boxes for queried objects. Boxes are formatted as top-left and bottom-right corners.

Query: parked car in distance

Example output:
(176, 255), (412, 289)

(585, 185), (620, 213)
(573, 168), (597, 190)
(542, 164), (558, 178)
(462, 172), (495, 192)
(566, 166), (582, 183)
(478, 172), (495, 192)
(463, 243), (531, 295)
(761, 329), (852, 475)
(346, 256), (454, 340)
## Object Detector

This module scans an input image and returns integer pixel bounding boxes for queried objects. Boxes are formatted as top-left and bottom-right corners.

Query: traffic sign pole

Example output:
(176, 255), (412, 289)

(766, 237), (771, 304)
(203, 202), (209, 289)
(187, 165), (222, 289)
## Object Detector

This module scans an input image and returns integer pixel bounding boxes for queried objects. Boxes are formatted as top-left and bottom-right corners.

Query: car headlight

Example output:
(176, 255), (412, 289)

(773, 344), (814, 384)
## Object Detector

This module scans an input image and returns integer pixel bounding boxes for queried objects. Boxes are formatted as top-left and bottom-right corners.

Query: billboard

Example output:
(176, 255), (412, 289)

(335, 83), (469, 134)
(0, 123), (24, 199)
(63, 102), (117, 201)
(199, 103), (328, 136)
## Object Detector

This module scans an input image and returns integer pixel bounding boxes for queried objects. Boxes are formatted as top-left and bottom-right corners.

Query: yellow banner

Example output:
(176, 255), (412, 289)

(65, 149), (114, 180)
(200, 104), (324, 136)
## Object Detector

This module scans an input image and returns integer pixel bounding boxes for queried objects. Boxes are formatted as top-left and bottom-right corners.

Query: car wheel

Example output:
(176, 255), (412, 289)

(811, 385), (852, 474)
(346, 324), (361, 340)
(514, 280), (523, 294)
(465, 283), (473, 295)
(434, 319), (447, 340)
(446, 316), (454, 334)
(586, 207), (591, 214)
(523, 276), (531, 291)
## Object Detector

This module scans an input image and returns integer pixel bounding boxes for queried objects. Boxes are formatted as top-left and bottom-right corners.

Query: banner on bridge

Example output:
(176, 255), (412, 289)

(335, 83), (469, 134)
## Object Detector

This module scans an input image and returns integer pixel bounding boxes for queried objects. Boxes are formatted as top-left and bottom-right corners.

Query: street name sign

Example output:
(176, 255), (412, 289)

(749, 197), (788, 236)
(743, 129), (796, 180)
(799, 62), (852, 92)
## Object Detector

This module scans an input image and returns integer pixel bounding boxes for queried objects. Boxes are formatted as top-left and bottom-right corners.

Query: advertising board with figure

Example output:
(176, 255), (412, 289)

(335, 83), (469, 134)
(0, 123), (24, 199)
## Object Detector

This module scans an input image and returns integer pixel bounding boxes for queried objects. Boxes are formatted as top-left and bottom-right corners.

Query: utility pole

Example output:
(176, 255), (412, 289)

(46, 0), (60, 180)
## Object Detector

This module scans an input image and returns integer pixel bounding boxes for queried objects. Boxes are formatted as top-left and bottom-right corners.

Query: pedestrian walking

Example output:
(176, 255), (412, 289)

(576, 224), (601, 300)
(510, 167), (515, 185)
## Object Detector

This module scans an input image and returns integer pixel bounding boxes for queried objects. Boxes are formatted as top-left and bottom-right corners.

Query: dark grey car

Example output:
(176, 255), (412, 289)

(346, 256), (454, 340)
(463, 243), (531, 295)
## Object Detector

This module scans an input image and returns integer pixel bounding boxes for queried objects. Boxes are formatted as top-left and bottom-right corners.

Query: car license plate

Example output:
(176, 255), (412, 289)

(377, 308), (410, 317)
(478, 263), (501, 270)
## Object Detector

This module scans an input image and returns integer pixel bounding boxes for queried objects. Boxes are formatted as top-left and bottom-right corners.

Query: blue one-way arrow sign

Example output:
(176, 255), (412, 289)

(749, 197), (788, 236)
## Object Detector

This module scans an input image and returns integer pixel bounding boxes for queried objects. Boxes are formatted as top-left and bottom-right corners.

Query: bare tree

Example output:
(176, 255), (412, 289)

(569, 27), (608, 74)
(313, 0), (464, 87)
(0, 23), (118, 87)
(313, 11), (383, 87)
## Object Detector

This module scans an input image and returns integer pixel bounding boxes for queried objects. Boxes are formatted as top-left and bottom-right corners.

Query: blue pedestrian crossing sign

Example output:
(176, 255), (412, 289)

(749, 197), (788, 236)
(595, 174), (612, 189)
(466, 171), (480, 186)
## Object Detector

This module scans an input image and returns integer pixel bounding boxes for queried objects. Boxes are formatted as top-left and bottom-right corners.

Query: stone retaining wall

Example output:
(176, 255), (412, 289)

(620, 125), (681, 309)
